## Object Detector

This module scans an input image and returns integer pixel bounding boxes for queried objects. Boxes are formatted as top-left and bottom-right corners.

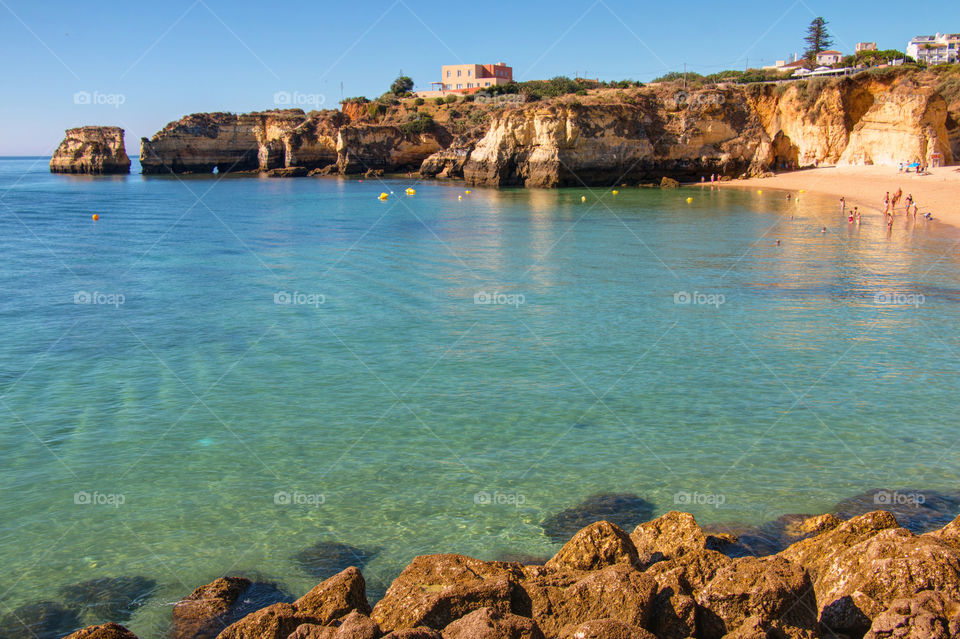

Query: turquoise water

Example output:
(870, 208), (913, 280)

(2, 156), (960, 636)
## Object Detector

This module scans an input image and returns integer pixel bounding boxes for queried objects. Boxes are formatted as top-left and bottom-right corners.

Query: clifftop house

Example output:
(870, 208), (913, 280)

(907, 33), (960, 64)
(421, 62), (514, 97)
(815, 50), (844, 65)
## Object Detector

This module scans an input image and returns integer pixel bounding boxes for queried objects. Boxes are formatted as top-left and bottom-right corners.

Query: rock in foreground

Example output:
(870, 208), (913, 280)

(50, 127), (130, 174)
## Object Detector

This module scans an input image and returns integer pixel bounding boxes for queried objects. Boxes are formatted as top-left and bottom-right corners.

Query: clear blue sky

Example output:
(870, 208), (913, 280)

(1, 0), (957, 155)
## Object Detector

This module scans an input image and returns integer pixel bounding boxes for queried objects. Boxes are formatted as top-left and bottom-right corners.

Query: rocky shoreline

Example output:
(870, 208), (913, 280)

(32, 496), (960, 639)
(50, 69), (958, 183)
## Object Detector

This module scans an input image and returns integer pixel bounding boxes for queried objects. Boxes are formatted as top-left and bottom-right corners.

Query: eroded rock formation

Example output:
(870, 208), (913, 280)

(50, 127), (131, 174)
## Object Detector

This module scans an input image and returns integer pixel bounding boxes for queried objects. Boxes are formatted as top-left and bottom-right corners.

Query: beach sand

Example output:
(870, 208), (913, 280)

(711, 165), (960, 229)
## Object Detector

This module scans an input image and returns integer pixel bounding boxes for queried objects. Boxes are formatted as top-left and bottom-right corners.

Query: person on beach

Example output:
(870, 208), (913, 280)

(856, 210), (861, 225)
(883, 192), (890, 213)
(821, 226), (827, 233)
(840, 197), (846, 212)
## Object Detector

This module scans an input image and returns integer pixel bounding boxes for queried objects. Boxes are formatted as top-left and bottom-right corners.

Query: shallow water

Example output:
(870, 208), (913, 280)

(1, 157), (959, 637)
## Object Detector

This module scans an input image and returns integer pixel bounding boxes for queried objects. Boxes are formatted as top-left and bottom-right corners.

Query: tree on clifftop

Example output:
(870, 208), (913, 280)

(390, 75), (414, 96)
(804, 17), (834, 61)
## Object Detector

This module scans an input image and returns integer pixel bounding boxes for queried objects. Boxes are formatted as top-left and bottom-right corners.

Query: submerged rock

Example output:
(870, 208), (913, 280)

(704, 512), (841, 558)
(58, 576), (157, 624)
(0, 601), (81, 639)
(49, 127), (130, 175)
(833, 488), (960, 533)
(293, 542), (379, 579)
(540, 494), (654, 543)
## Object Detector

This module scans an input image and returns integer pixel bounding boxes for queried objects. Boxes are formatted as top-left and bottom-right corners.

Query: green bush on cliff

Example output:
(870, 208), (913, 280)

(434, 97), (445, 106)
(400, 114), (435, 135)
(413, 97), (425, 106)
(367, 102), (386, 120)
(444, 95), (457, 104)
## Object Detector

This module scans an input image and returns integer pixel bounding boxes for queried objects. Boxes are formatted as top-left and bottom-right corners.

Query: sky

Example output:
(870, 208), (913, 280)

(1, 0), (958, 155)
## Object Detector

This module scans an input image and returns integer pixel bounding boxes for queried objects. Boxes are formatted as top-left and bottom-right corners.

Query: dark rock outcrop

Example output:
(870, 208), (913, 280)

(0, 601), (81, 639)
(293, 542), (379, 580)
(50, 127), (130, 174)
(58, 576), (156, 625)
(540, 494), (655, 543)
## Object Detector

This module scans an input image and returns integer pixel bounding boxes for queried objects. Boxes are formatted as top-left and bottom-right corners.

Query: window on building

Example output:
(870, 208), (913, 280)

(457, 84), (462, 89)
(468, 70), (472, 76)
(446, 71), (451, 77)
(484, 82), (490, 86)
(457, 70), (461, 77)
(467, 83), (473, 88)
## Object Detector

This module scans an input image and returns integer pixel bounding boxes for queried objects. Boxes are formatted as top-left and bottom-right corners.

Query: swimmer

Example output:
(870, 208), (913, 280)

(821, 226), (827, 233)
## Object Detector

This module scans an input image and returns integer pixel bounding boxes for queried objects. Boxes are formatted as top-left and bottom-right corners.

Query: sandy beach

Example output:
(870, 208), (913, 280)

(712, 165), (960, 229)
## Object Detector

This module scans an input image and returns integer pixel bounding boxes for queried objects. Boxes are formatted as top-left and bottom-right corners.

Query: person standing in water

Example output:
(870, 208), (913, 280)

(840, 197), (846, 213)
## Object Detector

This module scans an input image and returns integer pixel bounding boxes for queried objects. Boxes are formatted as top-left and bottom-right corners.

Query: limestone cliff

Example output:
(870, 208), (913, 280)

(461, 92), (768, 187)
(133, 69), (956, 184)
(140, 109), (445, 176)
(50, 127), (130, 174)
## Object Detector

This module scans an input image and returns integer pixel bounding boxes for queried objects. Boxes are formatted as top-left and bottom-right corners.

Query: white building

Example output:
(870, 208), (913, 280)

(856, 42), (877, 53)
(815, 50), (844, 66)
(907, 33), (960, 64)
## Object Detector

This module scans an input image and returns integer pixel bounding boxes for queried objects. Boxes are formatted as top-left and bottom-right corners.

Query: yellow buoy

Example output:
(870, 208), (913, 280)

(405, 188), (416, 195)
(757, 190), (763, 194)
(379, 192), (389, 200)
(799, 189), (806, 193)
(612, 190), (619, 195)
(458, 195), (463, 200)
(686, 197), (693, 203)
(92, 214), (99, 221)
(465, 190), (472, 195)
(581, 196), (587, 202)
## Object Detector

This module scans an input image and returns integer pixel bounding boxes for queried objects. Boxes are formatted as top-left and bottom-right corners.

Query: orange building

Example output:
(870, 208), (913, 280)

(431, 62), (513, 93)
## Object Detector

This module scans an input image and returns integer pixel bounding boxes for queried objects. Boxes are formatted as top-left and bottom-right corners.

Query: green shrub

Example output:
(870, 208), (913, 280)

(462, 94), (475, 102)
(413, 97), (425, 106)
(400, 114), (435, 135)
(366, 102), (386, 119)
(434, 97), (445, 106)
(444, 94), (458, 104)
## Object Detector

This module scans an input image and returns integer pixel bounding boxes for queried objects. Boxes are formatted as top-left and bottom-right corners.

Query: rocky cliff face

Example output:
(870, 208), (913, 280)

(50, 127), (130, 174)
(134, 71), (956, 184)
(140, 109), (445, 176)
(453, 74), (955, 187)
(461, 92), (768, 187)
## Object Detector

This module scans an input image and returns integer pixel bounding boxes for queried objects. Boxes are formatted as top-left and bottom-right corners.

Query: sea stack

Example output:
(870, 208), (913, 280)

(50, 126), (131, 174)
